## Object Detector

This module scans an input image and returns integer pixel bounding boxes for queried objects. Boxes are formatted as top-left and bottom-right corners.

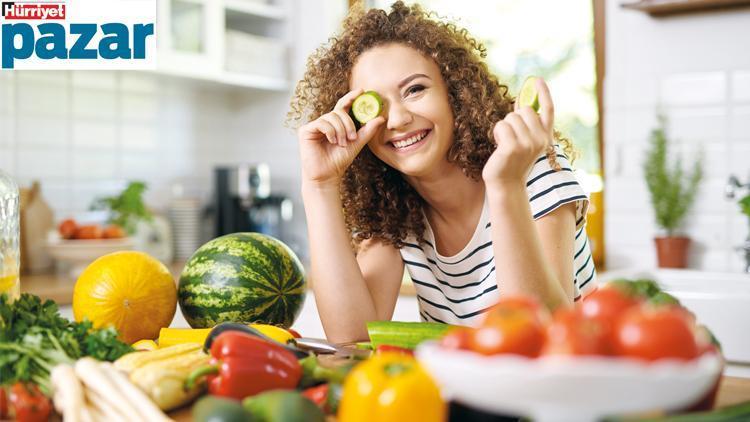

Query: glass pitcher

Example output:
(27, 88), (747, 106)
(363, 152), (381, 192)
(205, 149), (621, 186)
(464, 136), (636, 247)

(0, 169), (20, 302)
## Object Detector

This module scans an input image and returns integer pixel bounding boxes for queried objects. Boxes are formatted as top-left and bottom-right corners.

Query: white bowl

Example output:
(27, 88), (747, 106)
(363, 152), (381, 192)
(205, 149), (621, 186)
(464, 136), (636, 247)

(47, 238), (135, 278)
(416, 342), (723, 422)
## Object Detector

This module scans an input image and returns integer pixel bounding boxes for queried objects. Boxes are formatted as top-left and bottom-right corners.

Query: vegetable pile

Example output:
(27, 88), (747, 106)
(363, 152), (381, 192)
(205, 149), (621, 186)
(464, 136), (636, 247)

(0, 293), (133, 394)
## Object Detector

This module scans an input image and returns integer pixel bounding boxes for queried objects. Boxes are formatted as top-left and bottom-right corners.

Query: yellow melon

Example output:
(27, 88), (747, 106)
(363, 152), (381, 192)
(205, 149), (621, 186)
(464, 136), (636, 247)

(73, 251), (177, 344)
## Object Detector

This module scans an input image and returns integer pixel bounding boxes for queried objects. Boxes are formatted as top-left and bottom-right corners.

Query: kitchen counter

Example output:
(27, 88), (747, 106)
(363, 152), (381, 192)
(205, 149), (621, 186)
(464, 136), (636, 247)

(20, 266), (418, 306)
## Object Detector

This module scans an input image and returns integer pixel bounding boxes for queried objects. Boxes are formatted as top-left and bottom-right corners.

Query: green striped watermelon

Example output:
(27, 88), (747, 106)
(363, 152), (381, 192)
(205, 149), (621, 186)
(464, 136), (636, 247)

(177, 233), (306, 329)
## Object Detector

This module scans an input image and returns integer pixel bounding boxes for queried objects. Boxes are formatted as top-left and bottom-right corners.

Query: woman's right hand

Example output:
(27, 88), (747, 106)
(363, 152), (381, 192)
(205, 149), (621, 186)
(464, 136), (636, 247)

(297, 88), (385, 187)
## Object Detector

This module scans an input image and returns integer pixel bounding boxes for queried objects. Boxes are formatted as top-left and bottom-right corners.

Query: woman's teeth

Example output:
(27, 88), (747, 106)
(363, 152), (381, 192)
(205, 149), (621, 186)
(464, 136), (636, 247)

(393, 131), (428, 149)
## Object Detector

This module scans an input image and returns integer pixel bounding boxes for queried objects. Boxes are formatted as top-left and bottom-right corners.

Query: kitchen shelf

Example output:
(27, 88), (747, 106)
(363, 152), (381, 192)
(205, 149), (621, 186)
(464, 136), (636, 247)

(621, 0), (750, 16)
(224, 0), (286, 20)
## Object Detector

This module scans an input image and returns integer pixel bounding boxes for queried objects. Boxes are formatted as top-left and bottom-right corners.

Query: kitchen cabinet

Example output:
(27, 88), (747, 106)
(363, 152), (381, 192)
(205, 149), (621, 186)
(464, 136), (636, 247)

(156, 0), (290, 90)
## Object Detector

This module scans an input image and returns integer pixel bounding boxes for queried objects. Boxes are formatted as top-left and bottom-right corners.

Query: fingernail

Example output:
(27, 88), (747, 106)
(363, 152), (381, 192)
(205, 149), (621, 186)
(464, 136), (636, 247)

(348, 132), (356, 140)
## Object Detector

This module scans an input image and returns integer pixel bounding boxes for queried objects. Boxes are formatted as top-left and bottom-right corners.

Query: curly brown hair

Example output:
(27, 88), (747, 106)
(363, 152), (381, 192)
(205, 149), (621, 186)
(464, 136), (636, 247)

(288, 1), (574, 249)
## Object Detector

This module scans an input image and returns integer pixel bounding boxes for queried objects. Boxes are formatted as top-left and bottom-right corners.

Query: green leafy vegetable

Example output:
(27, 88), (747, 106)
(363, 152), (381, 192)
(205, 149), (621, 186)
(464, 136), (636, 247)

(0, 293), (133, 394)
(91, 181), (152, 234)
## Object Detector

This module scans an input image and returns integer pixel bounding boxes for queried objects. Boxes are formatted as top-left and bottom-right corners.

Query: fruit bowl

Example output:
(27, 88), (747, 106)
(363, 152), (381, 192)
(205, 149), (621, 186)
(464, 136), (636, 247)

(416, 342), (723, 422)
(47, 237), (135, 278)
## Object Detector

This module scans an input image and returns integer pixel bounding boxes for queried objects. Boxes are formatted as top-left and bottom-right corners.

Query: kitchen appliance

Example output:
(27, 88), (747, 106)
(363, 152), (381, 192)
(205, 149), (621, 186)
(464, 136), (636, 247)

(214, 165), (294, 244)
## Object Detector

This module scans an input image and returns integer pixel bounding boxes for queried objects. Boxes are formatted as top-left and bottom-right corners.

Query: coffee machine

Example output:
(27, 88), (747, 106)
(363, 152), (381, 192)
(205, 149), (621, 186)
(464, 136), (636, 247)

(214, 164), (293, 243)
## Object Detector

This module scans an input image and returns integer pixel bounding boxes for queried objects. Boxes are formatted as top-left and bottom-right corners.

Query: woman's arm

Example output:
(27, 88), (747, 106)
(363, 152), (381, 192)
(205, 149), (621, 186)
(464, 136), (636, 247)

(303, 182), (404, 343)
(486, 183), (575, 310)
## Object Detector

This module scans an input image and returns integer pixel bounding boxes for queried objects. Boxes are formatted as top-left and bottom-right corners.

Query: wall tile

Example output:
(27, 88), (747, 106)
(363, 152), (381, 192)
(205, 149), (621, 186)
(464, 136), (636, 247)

(16, 71), (68, 85)
(729, 140), (750, 180)
(72, 121), (117, 149)
(17, 82), (67, 118)
(72, 151), (117, 180)
(16, 147), (68, 179)
(71, 71), (117, 91)
(729, 105), (750, 140)
(0, 146), (13, 174)
(16, 116), (67, 147)
(666, 107), (727, 143)
(660, 72), (726, 106)
(120, 72), (158, 93)
(731, 70), (750, 103)
(120, 124), (157, 151)
(121, 93), (159, 122)
(119, 152), (160, 180)
(72, 89), (117, 120)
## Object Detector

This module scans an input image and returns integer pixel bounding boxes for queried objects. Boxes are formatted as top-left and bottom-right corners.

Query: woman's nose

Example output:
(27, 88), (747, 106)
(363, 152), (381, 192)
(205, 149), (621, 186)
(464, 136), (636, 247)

(385, 101), (413, 130)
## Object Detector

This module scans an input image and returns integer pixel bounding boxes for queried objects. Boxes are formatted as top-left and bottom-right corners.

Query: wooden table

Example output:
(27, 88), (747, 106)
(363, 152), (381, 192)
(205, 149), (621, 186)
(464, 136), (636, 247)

(170, 375), (750, 421)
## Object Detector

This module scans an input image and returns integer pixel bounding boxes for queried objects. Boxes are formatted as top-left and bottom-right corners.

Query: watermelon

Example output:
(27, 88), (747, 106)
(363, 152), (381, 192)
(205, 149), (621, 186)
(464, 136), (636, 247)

(178, 233), (306, 329)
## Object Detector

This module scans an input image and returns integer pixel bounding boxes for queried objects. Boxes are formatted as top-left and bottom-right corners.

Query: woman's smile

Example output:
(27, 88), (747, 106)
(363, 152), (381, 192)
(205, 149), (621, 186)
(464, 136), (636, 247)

(388, 128), (432, 152)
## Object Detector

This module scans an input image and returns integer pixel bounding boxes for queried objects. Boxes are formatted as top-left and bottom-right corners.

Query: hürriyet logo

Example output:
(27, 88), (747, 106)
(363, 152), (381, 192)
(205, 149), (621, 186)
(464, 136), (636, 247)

(1, 0), (156, 70)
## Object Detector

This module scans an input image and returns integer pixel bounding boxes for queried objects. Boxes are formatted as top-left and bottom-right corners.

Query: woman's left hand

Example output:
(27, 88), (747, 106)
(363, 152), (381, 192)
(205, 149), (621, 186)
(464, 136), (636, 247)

(482, 77), (555, 188)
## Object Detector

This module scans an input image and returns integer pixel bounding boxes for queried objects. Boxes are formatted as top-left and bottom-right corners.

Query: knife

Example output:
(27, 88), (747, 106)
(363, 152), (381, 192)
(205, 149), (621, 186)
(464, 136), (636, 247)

(292, 337), (372, 359)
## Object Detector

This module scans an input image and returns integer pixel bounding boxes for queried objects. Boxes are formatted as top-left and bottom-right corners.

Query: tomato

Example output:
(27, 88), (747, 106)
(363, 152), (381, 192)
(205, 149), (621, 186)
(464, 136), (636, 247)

(58, 218), (77, 239)
(542, 307), (610, 356)
(482, 295), (550, 326)
(102, 225), (126, 239)
(302, 384), (329, 408)
(613, 306), (699, 361)
(376, 345), (414, 355)
(579, 287), (641, 334)
(469, 304), (546, 357)
(9, 383), (51, 422)
(0, 387), (7, 419)
(74, 225), (103, 240)
(439, 327), (472, 350)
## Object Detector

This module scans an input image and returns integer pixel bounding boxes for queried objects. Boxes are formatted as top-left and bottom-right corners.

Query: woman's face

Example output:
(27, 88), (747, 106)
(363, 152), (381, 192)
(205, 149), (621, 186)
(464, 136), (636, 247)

(350, 43), (454, 178)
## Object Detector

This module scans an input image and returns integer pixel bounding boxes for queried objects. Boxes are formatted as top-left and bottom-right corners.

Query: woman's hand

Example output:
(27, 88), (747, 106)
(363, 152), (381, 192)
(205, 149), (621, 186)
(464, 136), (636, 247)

(298, 88), (385, 187)
(482, 77), (555, 189)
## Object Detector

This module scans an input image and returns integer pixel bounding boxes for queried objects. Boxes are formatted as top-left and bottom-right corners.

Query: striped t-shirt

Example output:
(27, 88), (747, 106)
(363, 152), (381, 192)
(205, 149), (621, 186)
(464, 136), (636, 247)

(400, 144), (597, 326)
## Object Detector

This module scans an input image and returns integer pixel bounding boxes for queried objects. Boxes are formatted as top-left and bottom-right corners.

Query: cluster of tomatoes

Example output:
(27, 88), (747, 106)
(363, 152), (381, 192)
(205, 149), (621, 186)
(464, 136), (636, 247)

(440, 283), (718, 362)
(58, 218), (126, 240)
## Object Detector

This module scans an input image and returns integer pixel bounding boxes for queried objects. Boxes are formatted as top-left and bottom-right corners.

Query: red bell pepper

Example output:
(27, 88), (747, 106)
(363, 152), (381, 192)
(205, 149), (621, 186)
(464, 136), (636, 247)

(302, 383), (329, 408)
(186, 330), (302, 400)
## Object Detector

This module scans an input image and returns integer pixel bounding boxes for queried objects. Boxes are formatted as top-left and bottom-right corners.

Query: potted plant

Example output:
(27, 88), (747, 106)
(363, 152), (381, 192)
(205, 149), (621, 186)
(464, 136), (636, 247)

(642, 115), (703, 268)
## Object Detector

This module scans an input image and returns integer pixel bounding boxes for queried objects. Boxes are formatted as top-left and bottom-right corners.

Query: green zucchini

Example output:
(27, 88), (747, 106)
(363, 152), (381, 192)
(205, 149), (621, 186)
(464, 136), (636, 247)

(366, 321), (456, 350)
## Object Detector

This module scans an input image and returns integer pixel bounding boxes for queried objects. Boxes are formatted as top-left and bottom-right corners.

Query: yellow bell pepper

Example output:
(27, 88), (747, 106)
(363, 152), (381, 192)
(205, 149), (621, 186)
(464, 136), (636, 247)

(158, 324), (294, 348)
(338, 352), (445, 422)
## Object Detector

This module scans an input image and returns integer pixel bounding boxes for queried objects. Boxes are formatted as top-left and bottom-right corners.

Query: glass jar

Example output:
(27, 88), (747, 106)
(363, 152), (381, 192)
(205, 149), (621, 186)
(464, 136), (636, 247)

(0, 169), (20, 302)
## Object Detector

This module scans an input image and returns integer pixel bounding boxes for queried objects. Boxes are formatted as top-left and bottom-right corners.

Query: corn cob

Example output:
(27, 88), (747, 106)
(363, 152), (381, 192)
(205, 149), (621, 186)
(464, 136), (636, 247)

(114, 343), (201, 373)
(128, 348), (211, 411)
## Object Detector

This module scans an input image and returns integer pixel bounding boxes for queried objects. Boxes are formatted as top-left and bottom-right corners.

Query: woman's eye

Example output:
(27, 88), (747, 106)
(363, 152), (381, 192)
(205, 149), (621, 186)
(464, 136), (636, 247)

(405, 84), (425, 96)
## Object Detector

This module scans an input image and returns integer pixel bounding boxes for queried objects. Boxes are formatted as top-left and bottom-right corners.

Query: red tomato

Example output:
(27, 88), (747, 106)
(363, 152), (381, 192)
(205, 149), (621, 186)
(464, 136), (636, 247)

(542, 308), (610, 356)
(579, 287), (641, 334)
(483, 295), (550, 326)
(613, 306), (700, 361)
(0, 387), (7, 419)
(58, 218), (77, 239)
(102, 225), (126, 239)
(9, 383), (51, 422)
(469, 304), (546, 357)
(74, 225), (103, 240)
(439, 327), (472, 350)
(302, 384), (329, 408)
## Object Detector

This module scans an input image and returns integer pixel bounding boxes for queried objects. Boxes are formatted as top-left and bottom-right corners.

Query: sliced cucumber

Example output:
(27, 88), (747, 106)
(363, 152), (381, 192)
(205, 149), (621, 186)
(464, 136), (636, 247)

(351, 91), (383, 124)
(367, 321), (455, 350)
(518, 76), (541, 112)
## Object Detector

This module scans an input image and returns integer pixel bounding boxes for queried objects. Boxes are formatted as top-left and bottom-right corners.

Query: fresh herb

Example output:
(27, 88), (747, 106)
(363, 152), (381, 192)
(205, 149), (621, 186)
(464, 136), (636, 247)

(91, 181), (152, 235)
(642, 114), (703, 236)
(0, 293), (133, 394)
(739, 194), (750, 220)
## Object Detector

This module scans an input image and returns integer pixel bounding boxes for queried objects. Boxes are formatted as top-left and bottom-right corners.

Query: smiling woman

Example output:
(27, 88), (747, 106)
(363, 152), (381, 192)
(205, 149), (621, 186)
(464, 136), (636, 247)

(288, 1), (595, 343)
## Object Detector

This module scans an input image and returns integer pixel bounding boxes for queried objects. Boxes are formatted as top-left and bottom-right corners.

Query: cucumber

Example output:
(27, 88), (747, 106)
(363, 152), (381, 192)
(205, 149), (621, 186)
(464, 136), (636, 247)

(351, 91), (383, 124)
(366, 321), (455, 350)
(518, 76), (540, 112)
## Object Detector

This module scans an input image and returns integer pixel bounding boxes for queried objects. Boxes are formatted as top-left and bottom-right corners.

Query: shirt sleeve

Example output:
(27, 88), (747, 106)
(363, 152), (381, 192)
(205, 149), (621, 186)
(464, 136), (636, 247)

(526, 144), (589, 231)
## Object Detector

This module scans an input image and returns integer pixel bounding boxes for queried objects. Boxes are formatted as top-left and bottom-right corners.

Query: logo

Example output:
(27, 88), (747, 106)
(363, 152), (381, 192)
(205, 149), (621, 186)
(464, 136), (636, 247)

(1, 0), (156, 70)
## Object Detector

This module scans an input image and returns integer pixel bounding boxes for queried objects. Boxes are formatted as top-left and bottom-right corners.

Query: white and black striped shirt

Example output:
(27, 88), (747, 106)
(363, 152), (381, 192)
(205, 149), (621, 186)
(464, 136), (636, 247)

(400, 145), (597, 326)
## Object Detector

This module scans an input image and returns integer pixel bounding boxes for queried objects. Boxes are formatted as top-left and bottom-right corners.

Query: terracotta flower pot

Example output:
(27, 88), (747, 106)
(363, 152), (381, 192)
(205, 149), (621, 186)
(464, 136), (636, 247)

(654, 236), (691, 268)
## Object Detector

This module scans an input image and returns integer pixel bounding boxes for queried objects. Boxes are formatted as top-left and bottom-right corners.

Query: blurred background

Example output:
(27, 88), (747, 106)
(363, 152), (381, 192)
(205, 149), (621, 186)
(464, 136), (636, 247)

(1, 0), (749, 283)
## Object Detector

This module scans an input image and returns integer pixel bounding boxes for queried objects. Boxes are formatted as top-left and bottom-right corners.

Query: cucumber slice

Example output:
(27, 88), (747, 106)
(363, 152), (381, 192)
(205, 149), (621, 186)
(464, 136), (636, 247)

(351, 91), (383, 124)
(518, 76), (541, 112)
